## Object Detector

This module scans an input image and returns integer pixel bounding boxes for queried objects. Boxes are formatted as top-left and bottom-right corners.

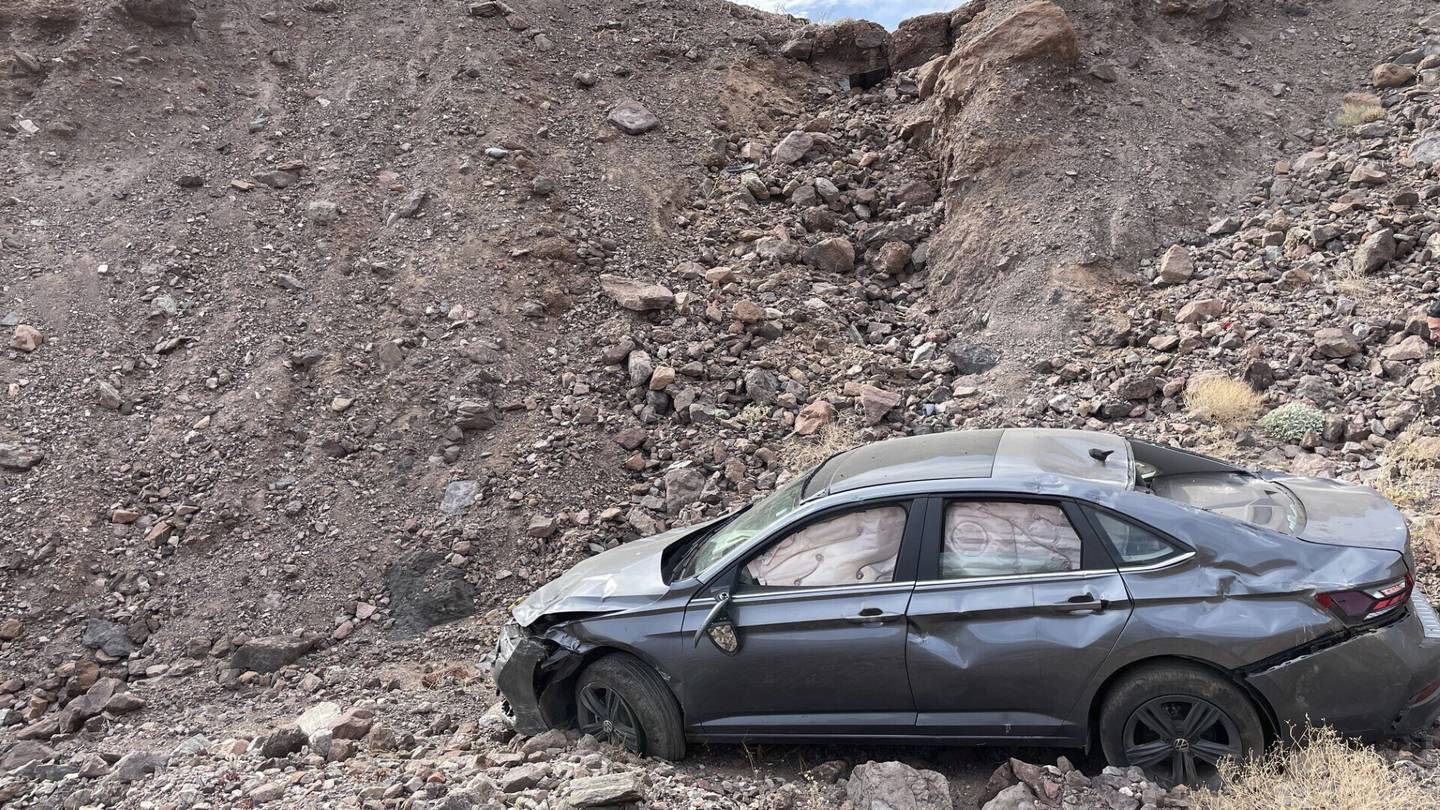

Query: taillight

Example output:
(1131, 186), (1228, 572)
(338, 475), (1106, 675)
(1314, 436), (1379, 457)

(1407, 677), (1440, 707)
(1316, 575), (1412, 624)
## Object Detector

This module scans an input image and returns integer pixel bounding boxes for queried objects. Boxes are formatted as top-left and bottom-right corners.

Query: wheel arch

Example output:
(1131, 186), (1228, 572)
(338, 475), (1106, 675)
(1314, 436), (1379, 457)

(538, 643), (686, 730)
(1086, 654), (1280, 750)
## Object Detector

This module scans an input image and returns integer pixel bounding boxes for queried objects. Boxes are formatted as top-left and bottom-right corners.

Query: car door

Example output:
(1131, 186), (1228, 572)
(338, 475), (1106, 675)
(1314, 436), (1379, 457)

(681, 497), (924, 738)
(905, 495), (1132, 743)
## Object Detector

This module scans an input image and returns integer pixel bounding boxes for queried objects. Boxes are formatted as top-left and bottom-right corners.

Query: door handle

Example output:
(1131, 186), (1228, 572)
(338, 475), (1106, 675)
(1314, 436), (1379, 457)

(847, 607), (902, 624)
(1052, 593), (1107, 614)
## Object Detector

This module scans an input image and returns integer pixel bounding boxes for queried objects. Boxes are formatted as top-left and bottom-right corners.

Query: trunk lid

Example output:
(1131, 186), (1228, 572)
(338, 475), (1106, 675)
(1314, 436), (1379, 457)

(1150, 471), (1409, 554)
(1269, 475), (1410, 553)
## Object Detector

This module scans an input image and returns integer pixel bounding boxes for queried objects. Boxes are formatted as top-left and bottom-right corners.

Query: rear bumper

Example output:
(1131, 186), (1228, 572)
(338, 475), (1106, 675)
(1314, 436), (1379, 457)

(1245, 596), (1440, 740)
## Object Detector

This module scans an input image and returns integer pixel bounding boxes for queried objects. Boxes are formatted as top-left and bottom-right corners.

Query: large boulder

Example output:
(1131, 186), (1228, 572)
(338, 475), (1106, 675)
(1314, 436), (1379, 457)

(0, 443), (44, 472)
(81, 618), (134, 657)
(846, 760), (952, 810)
(891, 12), (952, 71)
(806, 237), (855, 273)
(556, 772), (644, 810)
(599, 274), (675, 312)
(230, 636), (316, 674)
(920, 1), (1079, 103)
(797, 19), (891, 78)
(383, 551), (477, 637)
(1, 740), (54, 773)
(121, 0), (196, 27)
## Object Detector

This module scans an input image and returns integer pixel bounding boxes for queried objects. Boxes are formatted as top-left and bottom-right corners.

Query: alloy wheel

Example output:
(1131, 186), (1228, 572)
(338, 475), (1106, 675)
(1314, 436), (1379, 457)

(1121, 695), (1242, 787)
(576, 684), (645, 752)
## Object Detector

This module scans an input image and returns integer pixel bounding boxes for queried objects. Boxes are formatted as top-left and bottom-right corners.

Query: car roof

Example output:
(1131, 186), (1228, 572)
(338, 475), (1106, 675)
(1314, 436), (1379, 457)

(802, 428), (1134, 499)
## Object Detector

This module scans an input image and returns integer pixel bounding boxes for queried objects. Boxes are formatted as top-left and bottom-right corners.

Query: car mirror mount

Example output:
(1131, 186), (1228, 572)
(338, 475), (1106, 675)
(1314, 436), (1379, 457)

(693, 590), (740, 656)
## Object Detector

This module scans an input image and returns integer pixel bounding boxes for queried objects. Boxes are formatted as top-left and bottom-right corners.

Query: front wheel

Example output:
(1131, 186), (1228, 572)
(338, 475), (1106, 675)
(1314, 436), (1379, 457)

(1098, 663), (1264, 788)
(573, 653), (686, 760)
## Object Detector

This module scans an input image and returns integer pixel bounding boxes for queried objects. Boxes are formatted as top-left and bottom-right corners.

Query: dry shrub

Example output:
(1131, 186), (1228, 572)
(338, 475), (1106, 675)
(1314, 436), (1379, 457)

(1195, 725), (1427, 810)
(1374, 425), (1440, 509)
(1334, 93), (1384, 128)
(782, 422), (856, 472)
(1185, 374), (1263, 428)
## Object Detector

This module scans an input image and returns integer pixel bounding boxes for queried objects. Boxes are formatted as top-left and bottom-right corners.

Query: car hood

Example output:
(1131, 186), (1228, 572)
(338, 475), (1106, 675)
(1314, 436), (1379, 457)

(1272, 476), (1410, 553)
(511, 520), (709, 627)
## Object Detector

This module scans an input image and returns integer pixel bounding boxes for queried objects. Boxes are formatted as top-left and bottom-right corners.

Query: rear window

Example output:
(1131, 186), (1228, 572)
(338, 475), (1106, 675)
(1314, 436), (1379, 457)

(1149, 473), (1303, 534)
(1086, 509), (1185, 566)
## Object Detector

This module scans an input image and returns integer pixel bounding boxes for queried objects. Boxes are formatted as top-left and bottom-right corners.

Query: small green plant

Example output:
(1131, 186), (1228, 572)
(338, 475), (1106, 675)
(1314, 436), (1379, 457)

(739, 403), (770, 426)
(1257, 403), (1326, 443)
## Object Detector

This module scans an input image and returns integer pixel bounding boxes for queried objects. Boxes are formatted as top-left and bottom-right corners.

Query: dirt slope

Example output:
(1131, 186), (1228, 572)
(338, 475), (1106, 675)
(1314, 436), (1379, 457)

(3, 0), (1440, 806)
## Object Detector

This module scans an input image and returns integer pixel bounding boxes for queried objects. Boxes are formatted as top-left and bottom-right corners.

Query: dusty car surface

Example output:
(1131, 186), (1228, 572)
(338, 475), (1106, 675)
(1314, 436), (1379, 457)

(491, 428), (1440, 786)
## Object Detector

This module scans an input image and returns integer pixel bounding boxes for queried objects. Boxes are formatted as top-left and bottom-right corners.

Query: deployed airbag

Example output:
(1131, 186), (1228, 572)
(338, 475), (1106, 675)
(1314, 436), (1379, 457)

(746, 506), (906, 587)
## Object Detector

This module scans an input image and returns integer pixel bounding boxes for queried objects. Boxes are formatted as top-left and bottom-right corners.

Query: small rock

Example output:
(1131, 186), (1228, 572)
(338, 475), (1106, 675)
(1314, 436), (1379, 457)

(795, 400), (836, 436)
(599, 274), (674, 311)
(259, 726), (307, 758)
(1157, 245), (1193, 284)
(858, 384), (902, 425)
(608, 100), (659, 135)
(846, 761), (952, 810)
(1314, 327), (1361, 359)
(1176, 298), (1224, 323)
(806, 237), (855, 273)
(229, 636), (315, 674)
(1353, 229), (1395, 274)
(771, 131), (814, 164)
(1372, 63), (1416, 88)
(556, 772), (645, 809)
(82, 618), (134, 657)
(10, 324), (42, 352)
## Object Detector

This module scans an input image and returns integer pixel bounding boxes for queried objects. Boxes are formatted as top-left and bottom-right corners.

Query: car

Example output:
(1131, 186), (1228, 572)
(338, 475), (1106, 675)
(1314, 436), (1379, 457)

(490, 428), (1440, 787)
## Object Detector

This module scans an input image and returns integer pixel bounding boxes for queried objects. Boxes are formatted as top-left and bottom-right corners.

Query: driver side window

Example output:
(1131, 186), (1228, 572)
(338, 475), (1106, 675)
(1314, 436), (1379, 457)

(741, 505), (907, 589)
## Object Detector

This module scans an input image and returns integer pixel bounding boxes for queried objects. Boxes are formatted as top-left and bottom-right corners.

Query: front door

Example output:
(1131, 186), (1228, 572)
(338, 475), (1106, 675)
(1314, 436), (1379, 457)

(682, 498), (923, 738)
(905, 496), (1132, 743)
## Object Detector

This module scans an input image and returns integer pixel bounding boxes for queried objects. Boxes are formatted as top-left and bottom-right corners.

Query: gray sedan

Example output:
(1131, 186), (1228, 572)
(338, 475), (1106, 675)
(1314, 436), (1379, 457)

(492, 428), (1440, 786)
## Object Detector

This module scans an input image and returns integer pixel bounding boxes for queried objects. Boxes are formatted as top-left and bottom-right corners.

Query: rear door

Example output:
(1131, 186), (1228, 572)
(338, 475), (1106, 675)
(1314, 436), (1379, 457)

(905, 495), (1132, 743)
(682, 497), (924, 738)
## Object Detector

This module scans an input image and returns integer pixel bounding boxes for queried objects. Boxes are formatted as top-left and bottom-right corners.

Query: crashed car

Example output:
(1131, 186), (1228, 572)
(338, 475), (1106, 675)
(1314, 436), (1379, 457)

(492, 428), (1440, 786)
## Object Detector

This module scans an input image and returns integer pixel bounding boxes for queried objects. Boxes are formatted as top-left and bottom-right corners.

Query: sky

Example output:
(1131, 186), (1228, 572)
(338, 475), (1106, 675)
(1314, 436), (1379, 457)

(738, 0), (963, 30)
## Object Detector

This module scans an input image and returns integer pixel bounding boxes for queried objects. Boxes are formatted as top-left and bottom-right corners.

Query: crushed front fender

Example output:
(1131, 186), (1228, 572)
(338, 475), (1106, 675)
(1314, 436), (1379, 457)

(491, 620), (594, 736)
(492, 621), (553, 735)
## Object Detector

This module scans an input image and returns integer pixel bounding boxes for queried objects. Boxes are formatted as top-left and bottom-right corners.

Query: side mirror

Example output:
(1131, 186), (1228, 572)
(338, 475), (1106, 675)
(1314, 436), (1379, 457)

(693, 591), (740, 655)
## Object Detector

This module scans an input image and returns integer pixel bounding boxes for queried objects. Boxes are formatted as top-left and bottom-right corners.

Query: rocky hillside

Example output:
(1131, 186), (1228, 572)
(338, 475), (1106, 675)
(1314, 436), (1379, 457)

(4, 0), (1440, 807)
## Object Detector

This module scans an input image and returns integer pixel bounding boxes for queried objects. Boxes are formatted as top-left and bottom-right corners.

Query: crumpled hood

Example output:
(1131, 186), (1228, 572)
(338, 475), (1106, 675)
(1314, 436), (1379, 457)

(511, 520), (709, 627)
(1273, 476), (1409, 553)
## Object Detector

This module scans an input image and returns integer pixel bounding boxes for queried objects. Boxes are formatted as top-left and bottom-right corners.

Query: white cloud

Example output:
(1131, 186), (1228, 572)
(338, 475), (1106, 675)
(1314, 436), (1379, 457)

(736, 0), (966, 29)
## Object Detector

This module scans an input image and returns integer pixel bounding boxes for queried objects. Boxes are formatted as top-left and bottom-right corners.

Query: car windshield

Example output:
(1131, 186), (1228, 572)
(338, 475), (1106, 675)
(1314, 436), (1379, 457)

(676, 473), (809, 579)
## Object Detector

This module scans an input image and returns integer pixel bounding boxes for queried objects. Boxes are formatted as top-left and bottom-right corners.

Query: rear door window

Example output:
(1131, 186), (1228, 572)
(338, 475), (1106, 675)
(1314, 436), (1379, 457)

(940, 501), (1082, 579)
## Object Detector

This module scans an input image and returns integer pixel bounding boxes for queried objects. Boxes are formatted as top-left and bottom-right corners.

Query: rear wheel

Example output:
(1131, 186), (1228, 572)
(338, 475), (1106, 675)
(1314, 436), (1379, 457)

(1099, 663), (1264, 788)
(574, 653), (685, 760)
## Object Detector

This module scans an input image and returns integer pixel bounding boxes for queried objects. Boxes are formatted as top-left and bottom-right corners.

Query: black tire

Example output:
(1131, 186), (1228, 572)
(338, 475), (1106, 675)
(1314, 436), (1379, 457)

(1098, 662), (1264, 788)
(574, 653), (686, 760)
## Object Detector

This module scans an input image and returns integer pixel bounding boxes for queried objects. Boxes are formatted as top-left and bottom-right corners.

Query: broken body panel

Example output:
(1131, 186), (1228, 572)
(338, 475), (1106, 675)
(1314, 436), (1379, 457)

(492, 429), (1440, 749)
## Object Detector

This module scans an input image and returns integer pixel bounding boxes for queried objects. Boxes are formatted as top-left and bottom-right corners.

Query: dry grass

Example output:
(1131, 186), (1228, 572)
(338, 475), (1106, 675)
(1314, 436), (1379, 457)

(781, 422), (856, 472)
(1334, 94), (1385, 128)
(1185, 374), (1264, 428)
(1374, 426), (1439, 509)
(1195, 726), (1427, 810)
